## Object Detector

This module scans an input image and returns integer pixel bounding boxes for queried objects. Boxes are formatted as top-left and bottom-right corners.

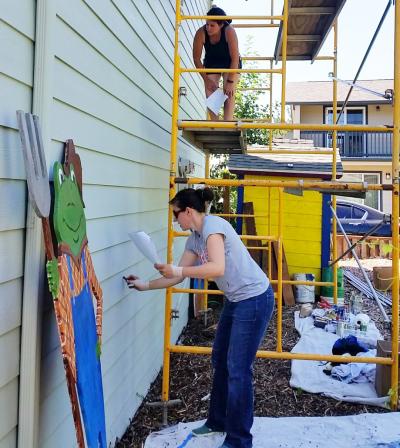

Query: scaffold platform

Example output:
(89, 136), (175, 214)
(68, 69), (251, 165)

(181, 121), (247, 155)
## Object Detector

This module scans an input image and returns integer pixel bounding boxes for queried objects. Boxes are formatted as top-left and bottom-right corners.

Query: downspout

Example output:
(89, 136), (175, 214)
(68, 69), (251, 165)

(18, 1), (55, 447)
(320, 193), (331, 270)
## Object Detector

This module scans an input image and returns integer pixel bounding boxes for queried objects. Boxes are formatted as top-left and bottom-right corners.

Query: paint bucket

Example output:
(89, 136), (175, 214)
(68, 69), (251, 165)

(320, 267), (344, 305)
(293, 273), (315, 303)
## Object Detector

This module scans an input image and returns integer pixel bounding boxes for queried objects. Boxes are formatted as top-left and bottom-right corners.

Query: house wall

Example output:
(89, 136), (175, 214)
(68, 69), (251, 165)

(299, 105), (323, 123)
(290, 105), (301, 139)
(367, 104), (393, 125)
(243, 176), (323, 282)
(298, 103), (393, 125)
(38, 1), (209, 446)
(1, 0), (209, 447)
(289, 105), (322, 139)
(342, 161), (392, 214)
(0, 2), (35, 446)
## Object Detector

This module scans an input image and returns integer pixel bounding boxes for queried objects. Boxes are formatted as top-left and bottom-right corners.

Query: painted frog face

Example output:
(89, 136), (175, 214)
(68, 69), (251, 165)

(53, 161), (86, 257)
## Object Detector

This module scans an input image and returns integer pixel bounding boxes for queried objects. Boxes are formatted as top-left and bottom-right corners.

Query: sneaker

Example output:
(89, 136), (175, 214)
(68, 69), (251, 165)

(192, 424), (223, 437)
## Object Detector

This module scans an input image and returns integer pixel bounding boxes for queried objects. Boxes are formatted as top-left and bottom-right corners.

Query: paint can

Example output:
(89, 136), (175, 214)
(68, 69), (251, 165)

(320, 267), (345, 305)
(293, 273), (315, 303)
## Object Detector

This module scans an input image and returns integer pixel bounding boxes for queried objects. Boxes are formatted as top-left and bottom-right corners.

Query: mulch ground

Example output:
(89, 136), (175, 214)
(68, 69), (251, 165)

(115, 264), (394, 448)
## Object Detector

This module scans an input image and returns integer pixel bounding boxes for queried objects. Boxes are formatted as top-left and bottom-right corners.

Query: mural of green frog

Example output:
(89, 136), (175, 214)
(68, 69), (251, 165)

(46, 141), (106, 448)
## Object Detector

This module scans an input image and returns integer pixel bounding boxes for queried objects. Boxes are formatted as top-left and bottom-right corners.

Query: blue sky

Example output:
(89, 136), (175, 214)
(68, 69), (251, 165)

(214, 0), (394, 102)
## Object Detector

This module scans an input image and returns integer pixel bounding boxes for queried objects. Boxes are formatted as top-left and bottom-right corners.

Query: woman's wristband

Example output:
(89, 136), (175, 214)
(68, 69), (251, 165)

(227, 79), (234, 83)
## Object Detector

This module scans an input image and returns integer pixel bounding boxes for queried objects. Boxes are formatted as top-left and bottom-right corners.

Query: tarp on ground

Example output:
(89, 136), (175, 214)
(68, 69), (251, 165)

(145, 414), (400, 447)
(291, 312), (388, 407)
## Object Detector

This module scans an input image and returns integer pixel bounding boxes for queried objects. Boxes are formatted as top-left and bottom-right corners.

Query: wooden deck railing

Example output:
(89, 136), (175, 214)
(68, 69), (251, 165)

(300, 131), (392, 158)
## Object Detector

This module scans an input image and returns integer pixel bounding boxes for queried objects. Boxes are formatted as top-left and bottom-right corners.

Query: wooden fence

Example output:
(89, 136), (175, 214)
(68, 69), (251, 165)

(336, 235), (393, 260)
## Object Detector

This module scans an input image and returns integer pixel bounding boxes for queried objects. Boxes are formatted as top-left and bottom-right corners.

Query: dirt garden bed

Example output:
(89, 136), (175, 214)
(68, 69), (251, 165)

(115, 261), (393, 447)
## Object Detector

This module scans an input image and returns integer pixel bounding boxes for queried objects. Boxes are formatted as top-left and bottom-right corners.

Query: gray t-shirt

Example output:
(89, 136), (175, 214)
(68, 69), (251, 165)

(185, 215), (269, 302)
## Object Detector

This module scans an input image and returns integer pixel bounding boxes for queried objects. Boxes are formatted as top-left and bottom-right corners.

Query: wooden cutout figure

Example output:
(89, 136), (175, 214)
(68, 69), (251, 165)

(46, 140), (107, 447)
(17, 111), (106, 446)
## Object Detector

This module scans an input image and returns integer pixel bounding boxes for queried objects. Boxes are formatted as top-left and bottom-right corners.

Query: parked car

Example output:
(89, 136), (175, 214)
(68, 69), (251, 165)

(335, 200), (392, 236)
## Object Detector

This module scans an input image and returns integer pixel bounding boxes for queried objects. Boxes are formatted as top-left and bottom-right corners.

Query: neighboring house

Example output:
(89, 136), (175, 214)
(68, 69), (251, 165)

(287, 79), (393, 214)
(0, 1), (209, 447)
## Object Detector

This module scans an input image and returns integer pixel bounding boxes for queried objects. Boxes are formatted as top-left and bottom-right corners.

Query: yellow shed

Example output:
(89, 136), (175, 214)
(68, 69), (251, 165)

(228, 144), (343, 283)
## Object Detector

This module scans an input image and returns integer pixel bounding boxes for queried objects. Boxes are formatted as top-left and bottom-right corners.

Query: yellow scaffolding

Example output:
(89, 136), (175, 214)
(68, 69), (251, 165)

(161, 0), (399, 415)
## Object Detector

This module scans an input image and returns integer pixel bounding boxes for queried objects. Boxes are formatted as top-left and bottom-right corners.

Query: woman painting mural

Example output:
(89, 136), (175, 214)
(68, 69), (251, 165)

(126, 188), (274, 448)
(193, 6), (241, 120)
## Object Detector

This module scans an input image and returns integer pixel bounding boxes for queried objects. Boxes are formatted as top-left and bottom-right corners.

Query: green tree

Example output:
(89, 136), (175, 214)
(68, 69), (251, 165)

(209, 155), (235, 216)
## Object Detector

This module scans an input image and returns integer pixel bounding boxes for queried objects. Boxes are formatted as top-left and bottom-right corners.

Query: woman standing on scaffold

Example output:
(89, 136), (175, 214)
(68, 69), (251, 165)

(193, 6), (241, 120)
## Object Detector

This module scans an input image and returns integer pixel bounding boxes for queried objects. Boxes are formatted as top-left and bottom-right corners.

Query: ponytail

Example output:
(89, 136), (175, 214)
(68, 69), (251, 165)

(170, 187), (214, 213)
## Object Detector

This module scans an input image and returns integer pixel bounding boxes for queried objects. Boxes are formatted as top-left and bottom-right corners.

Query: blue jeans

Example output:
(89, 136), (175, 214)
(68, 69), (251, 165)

(206, 285), (275, 448)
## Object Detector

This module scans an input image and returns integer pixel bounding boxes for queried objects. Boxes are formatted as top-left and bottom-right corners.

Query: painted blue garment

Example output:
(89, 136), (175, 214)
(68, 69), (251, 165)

(332, 335), (369, 357)
(67, 253), (107, 448)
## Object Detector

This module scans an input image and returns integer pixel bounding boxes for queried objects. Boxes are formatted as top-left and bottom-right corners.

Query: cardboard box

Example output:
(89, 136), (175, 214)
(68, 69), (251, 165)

(375, 340), (400, 397)
(373, 266), (394, 291)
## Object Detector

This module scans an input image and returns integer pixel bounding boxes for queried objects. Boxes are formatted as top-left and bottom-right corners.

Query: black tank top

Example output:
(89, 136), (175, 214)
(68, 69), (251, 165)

(203, 24), (241, 69)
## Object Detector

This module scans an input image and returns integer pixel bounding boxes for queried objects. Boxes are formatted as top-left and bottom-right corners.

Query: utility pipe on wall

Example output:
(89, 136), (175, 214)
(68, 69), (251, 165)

(18, 1), (56, 447)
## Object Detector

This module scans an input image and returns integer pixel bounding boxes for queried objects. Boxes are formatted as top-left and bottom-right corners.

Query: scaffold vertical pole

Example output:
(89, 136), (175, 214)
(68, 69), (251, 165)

(277, 188), (283, 352)
(203, 152), (210, 313)
(269, 59), (273, 150)
(332, 21), (338, 305)
(390, 0), (400, 411)
(270, 0), (274, 24)
(162, 0), (182, 403)
(268, 185), (272, 279)
(280, 0), (288, 122)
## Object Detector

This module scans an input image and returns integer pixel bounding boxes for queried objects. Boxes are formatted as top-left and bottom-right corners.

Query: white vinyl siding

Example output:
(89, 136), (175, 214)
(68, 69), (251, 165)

(0, 1), (35, 446)
(38, 0), (209, 446)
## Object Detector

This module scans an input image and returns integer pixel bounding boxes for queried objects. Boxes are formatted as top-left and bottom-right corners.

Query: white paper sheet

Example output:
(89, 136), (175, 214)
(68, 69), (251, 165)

(129, 231), (160, 265)
(205, 88), (228, 115)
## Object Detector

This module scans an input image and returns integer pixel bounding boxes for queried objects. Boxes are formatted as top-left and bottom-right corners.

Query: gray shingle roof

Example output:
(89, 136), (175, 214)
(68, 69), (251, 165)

(228, 140), (343, 178)
(286, 79), (393, 104)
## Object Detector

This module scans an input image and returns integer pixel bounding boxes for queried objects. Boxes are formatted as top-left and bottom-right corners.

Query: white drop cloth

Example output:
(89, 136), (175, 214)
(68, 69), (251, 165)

(144, 414), (400, 447)
(291, 312), (387, 407)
